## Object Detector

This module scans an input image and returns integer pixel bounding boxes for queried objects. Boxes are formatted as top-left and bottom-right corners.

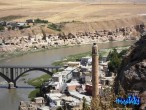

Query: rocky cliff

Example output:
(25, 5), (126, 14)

(115, 31), (146, 109)
(117, 32), (146, 91)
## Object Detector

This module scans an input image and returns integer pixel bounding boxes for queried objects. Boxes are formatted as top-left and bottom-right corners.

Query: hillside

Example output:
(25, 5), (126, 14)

(0, 0), (146, 23)
(62, 16), (146, 34)
(36, 0), (146, 3)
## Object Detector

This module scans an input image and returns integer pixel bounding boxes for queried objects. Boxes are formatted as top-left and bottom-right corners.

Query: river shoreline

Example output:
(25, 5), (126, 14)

(0, 40), (136, 62)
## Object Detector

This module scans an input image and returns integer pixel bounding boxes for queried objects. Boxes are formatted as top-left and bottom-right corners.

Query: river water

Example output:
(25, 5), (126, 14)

(0, 40), (136, 110)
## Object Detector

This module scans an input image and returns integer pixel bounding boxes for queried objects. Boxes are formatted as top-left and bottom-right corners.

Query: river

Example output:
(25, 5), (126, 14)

(0, 40), (136, 110)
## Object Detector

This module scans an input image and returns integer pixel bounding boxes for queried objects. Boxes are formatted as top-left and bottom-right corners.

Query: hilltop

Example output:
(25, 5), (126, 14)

(1, 0), (146, 23)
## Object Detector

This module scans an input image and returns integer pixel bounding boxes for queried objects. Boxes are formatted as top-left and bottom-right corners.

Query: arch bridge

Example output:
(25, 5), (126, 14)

(0, 65), (62, 89)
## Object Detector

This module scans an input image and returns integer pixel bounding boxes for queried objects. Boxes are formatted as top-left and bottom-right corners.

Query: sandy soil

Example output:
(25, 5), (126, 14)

(0, 0), (146, 23)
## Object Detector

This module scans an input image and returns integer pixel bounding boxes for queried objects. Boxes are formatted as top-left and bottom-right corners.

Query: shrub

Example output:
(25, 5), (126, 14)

(34, 18), (48, 24)
(28, 89), (40, 101)
(0, 25), (4, 31)
(48, 23), (61, 31)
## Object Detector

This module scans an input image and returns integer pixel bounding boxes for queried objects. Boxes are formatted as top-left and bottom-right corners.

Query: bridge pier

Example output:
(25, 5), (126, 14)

(0, 66), (61, 89)
(8, 82), (16, 89)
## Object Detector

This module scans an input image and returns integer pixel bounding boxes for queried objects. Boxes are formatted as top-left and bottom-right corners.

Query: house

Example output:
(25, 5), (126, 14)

(100, 77), (114, 86)
(19, 101), (37, 110)
(45, 93), (63, 107)
(6, 22), (17, 28)
(80, 73), (92, 84)
(64, 81), (81, 91)
(37, 106), (50, 110)
(80, 57), (92, 67)
(67, 61), (80, 67)
(69, 90), (91, 103)
(48, 73), (64, 90)
(43, 67), (77, 92)
(0, 21), (6, 26)
(45, 92), (83, 110)
(17, 22), (27, 27)
(85, 83), (102, 96)
(34, 97), (45, 107)
(61, 96), (82, 110)
(64, 101), (82, 110)
(72, 68), (81, 80)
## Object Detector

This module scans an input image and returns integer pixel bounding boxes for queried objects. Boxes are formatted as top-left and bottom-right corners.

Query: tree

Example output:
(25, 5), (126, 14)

(108, 48), (128, 73)
(108, 49), (121, 73)
(0, 25), (4, 31)
(82, 97), (90, 110)
(56, 107), (64, 110)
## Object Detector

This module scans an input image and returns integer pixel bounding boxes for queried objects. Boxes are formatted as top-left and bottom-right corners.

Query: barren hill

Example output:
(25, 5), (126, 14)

(0, 0), (146, 23)
(1, 0), (146, 38)
(62, 16), (146, 34)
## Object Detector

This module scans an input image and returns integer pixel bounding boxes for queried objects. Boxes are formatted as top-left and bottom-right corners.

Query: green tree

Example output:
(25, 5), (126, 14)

(108, 49), (121, 73)
(82, 97), (90, 110)
(0, 25), (4, 31)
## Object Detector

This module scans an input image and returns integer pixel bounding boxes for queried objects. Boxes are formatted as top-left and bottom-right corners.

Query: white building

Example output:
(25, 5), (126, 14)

(47, 67), (77, 91)
(46, 93), (63, 107)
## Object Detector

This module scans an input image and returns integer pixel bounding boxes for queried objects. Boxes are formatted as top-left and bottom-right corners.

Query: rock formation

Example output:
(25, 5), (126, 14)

(116, 32), (146, 90)
(115, 31), (146, 109)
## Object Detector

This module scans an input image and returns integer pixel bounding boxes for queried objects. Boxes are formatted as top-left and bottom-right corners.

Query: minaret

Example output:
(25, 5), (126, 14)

(92, 43), (99, 97)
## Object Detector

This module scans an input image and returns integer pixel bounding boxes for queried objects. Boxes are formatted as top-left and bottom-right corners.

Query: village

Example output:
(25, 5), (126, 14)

(1, 0), (146, 109)
(0, 18), (144, 54)
(18, 43), (117, 110)
(0, 19), (144, 110)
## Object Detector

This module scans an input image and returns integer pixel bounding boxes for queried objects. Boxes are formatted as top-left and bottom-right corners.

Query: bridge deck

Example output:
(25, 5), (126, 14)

(0, 65), (62, 68)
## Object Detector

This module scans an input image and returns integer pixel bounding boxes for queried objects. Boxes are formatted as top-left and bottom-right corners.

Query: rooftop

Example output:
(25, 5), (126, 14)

(69, 90), (91, 102)
(66, 81), (80, 86)
(64, 66), (77, 71)
(46, 93), (63, 101)
(37, 106), (50, 110)
(61, 96), (80, 103)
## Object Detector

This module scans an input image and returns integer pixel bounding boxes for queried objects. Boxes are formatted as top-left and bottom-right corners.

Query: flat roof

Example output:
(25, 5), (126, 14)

(34, 97), (44, 100)
(46, 93), (63, 100)
(53, 70), (72, 77)
(81, 56), (91, 59)
(66, 81), (80, 86)
(64, 67), (76, 71)
(69, 91), (91, 102)
(61, 96), (80, 103)
(37, 106), (50, 110)
(101, 77), (114, 80)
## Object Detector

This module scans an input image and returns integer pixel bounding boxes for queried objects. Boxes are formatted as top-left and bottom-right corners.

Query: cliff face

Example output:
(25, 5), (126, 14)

(117, 32), (146, 91)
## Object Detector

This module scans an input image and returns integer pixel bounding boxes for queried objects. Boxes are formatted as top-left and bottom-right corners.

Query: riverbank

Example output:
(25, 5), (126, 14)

(0, 40), (136, 62)
(27, 74), (51, 100)
(0, 44), (73, 61)
(52, 46), (130, 66)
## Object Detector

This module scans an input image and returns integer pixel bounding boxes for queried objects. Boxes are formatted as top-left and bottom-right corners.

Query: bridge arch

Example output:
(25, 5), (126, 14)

(0, 72), (11, 83)
(14, 68), (54, 82)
